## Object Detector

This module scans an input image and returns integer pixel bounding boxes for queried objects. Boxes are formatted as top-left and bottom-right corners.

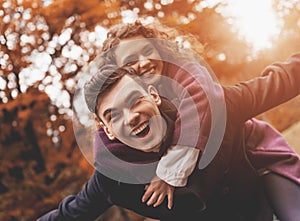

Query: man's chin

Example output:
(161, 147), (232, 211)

(142, 149), (159, 153)
(147, 147), (160, 153)
(142, 143), (161, 153)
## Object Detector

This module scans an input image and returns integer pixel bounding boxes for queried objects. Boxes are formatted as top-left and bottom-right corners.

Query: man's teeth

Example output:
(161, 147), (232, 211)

(132, 122), (148, 136)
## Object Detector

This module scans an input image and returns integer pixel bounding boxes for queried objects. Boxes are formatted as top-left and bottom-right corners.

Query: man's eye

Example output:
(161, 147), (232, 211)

(110, 112), (121, 121)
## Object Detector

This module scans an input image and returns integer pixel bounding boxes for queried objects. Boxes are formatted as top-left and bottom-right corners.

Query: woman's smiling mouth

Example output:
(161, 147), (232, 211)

(141, 67), (155, 75)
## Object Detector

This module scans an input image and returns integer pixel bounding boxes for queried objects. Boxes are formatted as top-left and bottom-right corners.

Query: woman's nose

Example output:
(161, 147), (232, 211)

(138, 55), (150, 67)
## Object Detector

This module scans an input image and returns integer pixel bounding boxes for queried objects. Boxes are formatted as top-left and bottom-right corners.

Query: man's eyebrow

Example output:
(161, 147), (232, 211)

(101, 90), (144, 120)
(124, 90), (143, 104)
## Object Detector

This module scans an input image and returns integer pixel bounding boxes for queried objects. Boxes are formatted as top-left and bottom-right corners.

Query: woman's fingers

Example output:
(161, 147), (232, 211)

(153, 194), (166, 207)
(146, 192), (160, 206)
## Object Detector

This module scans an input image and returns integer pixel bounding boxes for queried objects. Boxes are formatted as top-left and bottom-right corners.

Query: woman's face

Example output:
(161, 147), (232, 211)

(114, 36), (164, 85)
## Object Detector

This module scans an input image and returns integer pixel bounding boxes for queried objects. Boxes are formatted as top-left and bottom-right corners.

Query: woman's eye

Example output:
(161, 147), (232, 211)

(124, 56), (138, 66)
(125, 60), (137, 66)
(143, 47), (153, 56)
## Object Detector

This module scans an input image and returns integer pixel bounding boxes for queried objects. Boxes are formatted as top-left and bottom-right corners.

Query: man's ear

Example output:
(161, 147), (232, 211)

(147, 85), (161, 106)
(94, 114), (102, 129)
(98, 119), (116, 140)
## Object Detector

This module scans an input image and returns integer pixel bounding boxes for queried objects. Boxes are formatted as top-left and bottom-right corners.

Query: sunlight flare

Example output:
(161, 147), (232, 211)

(221, 0), (282, 51)
(200, 0), (283, 51)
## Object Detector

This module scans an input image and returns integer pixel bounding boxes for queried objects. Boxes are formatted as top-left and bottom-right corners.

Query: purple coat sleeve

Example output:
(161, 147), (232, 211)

(224, 53), (300, 122)
(166, 62), (225, 152)
(37, 172), (112, 221)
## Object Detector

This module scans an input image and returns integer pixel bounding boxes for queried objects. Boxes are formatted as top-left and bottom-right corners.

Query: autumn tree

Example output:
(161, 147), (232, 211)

(1, 0), (300, 220)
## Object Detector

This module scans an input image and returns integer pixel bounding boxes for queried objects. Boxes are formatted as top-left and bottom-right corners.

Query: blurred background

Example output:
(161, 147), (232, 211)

(0, 0), (300, 220)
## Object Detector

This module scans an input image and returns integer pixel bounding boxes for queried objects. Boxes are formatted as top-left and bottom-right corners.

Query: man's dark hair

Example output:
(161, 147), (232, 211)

(84, 65), (147, 117)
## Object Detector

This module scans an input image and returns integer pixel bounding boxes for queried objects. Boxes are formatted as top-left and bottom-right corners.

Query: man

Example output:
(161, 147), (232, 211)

(39, 64), (208, 221)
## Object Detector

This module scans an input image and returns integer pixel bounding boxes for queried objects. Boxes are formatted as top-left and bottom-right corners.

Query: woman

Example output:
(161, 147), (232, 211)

(93, 20), (300, 220)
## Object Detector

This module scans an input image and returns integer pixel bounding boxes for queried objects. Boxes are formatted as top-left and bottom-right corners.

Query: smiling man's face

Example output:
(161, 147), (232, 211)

(97, 75), (166, 152)
(114, 36), (164, 85)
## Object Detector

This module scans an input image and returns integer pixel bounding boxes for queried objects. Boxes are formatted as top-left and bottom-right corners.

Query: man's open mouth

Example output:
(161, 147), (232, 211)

(131, 122), (150, 138)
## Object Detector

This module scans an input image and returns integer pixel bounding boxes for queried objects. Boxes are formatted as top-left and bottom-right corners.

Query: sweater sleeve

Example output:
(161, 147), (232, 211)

(156, 145), (200, 187)
(224, 53), (300, 123)
(37, 171), (112, 221)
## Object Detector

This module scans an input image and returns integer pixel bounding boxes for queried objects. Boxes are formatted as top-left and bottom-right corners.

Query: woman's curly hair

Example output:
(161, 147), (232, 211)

(100, 20), (205, 66)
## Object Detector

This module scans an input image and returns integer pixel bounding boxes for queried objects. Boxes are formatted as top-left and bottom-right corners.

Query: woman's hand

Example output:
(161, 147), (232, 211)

(142, 176), (174, 209)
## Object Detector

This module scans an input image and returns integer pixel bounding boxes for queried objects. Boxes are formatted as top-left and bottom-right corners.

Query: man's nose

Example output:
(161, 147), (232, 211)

(124, 109), (139, 126)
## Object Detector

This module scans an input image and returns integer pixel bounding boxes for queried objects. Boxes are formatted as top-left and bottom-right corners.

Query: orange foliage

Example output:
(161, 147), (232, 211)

(41, 0), (120, 33)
